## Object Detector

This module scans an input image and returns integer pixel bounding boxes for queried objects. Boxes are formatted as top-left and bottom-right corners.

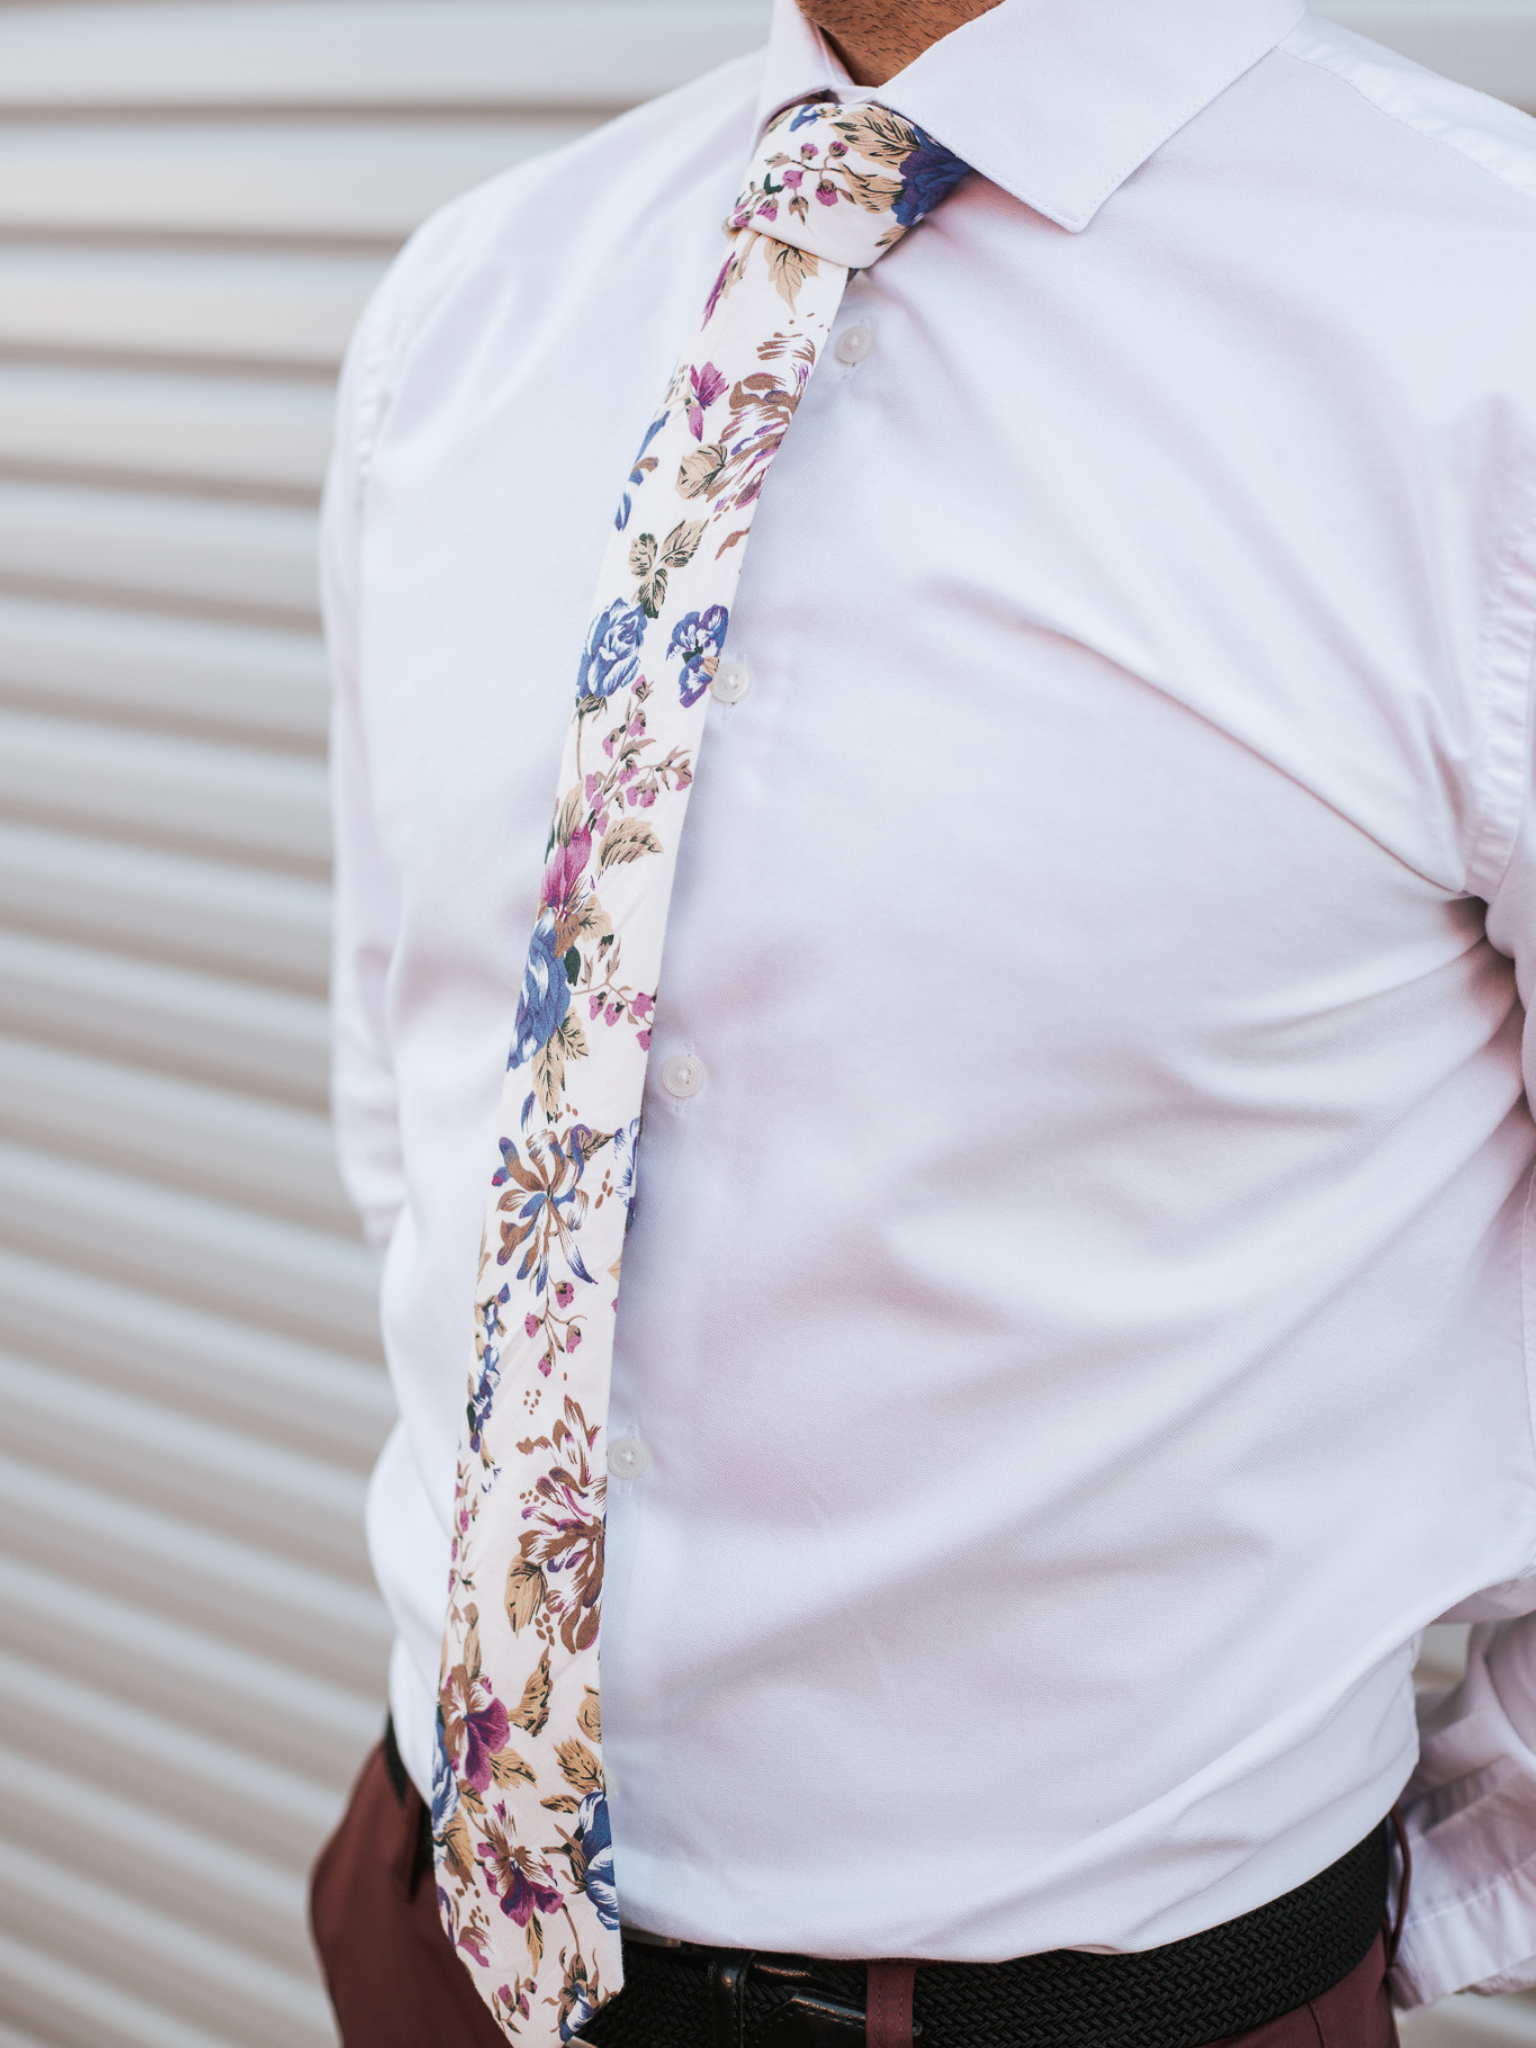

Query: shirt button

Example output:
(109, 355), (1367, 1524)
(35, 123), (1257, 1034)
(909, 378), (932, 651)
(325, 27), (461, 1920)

(660, 1053), (706, 1099)
(834, 324), (874, 365)
(607, 1437), (650, 1480)
(711, 660), (751, 705)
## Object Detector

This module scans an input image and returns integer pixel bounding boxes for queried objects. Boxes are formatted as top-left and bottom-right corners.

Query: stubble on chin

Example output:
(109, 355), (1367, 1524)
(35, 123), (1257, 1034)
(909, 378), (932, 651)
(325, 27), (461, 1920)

(795, 0), (1002, 76)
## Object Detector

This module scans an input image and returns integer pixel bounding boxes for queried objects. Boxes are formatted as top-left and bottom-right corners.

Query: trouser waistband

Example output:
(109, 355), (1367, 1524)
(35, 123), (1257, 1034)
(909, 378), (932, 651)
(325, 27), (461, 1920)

(382, 1720), (1399, 2048)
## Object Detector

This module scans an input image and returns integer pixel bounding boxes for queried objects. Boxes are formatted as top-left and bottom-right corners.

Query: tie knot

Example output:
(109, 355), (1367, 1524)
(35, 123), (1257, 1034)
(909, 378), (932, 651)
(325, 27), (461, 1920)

(728, 97), (971, 271)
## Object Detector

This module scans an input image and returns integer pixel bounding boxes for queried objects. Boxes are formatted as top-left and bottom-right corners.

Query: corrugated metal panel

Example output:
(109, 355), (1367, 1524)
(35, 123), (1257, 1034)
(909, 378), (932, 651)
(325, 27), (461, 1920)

(0, 3), (1531, 2045)
(0, 6), (767, 2044)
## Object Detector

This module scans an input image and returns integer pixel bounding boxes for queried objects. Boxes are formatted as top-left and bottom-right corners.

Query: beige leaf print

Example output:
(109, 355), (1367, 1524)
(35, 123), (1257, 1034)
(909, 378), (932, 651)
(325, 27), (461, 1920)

(510, 1648), (553, 1736)
(677, 443), (727, 500)
(837, 165), (904, 215)
(831, 106), (914, 169)
(490, 1747), (536, 1789)
(505, 1558), (547, 1634)
(578, 1687), (601, 1743)
(766, 240), (817, 310)
(531, 1039), (564, 1122)
(598, 818), (664, 871)
(556, 1737), (604, 1796)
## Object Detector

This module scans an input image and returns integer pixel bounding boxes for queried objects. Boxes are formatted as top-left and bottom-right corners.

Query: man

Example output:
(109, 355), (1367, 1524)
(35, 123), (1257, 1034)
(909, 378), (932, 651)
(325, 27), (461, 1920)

(310, 0), (1536, 2040)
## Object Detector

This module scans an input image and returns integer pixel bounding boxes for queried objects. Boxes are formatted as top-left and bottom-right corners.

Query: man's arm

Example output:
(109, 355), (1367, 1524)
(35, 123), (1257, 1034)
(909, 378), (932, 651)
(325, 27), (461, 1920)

(324, 285), (406, 1256)
(1397, 771), (1536, 2008)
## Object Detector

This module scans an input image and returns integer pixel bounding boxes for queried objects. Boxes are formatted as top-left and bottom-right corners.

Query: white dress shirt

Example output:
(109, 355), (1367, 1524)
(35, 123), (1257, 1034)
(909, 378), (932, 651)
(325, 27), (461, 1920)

(323, 0), (1536, 2005)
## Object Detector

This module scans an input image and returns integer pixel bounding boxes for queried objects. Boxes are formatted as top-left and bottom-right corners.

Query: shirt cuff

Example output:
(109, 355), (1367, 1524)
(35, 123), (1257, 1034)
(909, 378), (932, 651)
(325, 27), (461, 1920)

(1391, 1648), (1536, 2007)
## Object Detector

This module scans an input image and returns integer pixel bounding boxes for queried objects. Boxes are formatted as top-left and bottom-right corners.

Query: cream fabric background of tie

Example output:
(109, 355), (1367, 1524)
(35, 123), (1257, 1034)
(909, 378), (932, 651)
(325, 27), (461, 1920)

(0, 5), (1529, 2047)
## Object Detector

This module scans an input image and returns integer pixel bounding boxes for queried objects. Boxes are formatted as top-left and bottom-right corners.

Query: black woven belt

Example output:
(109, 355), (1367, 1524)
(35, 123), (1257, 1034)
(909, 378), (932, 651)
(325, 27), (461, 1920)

(574, 1823), (1391, 2048)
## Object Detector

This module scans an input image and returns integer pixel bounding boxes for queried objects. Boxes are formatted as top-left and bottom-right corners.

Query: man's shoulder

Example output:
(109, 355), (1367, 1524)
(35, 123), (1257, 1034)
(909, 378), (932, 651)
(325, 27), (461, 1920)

(1277, 10), (1536, 211)
(362, 47), (765, 368)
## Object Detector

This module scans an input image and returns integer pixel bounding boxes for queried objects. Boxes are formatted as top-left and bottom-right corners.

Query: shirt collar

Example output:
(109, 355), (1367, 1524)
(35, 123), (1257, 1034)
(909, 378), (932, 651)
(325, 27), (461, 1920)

(755, 0), (1307, 233)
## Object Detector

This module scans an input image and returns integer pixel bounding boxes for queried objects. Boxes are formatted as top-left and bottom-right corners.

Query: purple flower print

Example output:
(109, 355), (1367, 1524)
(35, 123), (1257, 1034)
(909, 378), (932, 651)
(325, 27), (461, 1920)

(539, 831), (590, 935)
(815, 181), (838, 206)
(442, 1666), (510, 1794)
(576, 598), (647, 703)
(687, 362), (728, 441)
(474, 1813), (565, 1926)
(667, 605), (729, 708)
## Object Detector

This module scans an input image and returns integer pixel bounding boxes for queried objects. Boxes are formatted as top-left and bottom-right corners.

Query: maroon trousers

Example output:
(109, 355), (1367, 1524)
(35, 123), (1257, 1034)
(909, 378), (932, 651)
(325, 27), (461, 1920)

(311, 1742), (1399, 2048)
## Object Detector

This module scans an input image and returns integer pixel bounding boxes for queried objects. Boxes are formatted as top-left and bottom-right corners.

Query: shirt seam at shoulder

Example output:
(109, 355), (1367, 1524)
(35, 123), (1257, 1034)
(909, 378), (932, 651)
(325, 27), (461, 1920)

(1275, 37), (1536, 208)
(1466, 499), (1536, 904)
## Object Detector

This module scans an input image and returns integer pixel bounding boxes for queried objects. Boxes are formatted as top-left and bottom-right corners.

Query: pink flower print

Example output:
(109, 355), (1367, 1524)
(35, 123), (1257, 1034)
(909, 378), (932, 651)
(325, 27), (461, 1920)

(782, 167), (804, 190)
(757, 199), (779, 221)
(801, 143), (816, 159)
(604, 1004), (620, 1027)
(538, 1355), (553, 1378)
(637, 1030), (651, 1051)
(828, 140), (848, 157)
(815, 181), (838, 206)
(566, 1327), (583, 1352)
(687, 362), (728, 442)
(524, 1313), (539, 1338)
(539, 827), (591, 925)
(443, 1668), (510, 1795)
(638, 787), (657, 808)
(589, 995), (604, 1021)
(584, 772), (603, 806)
(554, 1281), (574, 1309)
(632, 992), (655, 1022)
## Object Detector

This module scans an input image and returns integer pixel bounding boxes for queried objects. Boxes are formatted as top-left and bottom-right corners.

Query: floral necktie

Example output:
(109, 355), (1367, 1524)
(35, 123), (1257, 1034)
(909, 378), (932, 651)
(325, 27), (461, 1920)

(433, 95), (971, 2043)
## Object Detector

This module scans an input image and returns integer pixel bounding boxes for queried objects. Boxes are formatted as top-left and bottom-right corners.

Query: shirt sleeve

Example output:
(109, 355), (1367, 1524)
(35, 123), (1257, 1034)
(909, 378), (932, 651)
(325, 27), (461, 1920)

(324, 279), (406, 1255)
(1394, 1614), (1536, 2006)
(1396, 657), (1536, 2009)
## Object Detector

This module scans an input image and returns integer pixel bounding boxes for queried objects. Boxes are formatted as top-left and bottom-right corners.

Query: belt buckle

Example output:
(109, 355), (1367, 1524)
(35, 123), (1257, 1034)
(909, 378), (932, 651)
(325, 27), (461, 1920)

(748, 1989), (925, 2047)
(750, 1991), (867, 2047)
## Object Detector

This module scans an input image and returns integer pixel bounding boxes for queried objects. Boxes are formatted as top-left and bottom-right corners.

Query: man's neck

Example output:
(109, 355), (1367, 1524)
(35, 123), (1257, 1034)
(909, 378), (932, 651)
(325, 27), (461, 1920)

(795, 0), (1006, 86)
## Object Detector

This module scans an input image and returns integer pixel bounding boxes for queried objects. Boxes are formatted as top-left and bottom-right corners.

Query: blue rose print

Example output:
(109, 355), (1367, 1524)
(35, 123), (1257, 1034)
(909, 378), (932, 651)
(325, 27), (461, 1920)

(432, 1721), (460, 1836)
(667, 604), (729, 708)
(577, 599), (648, 703)
(615, 413), (667, 530)
(511, 911), (570, 1066)
(558, 1975), (599, 2043)
(575, 1791), (619, 1930)
(893, 127), (971, 226)
(611, 1116), (642, 1233)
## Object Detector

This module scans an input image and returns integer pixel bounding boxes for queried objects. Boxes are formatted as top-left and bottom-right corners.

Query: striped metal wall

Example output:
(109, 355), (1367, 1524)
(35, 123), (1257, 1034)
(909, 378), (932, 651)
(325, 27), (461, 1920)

(0, 4), (1531, 2046)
